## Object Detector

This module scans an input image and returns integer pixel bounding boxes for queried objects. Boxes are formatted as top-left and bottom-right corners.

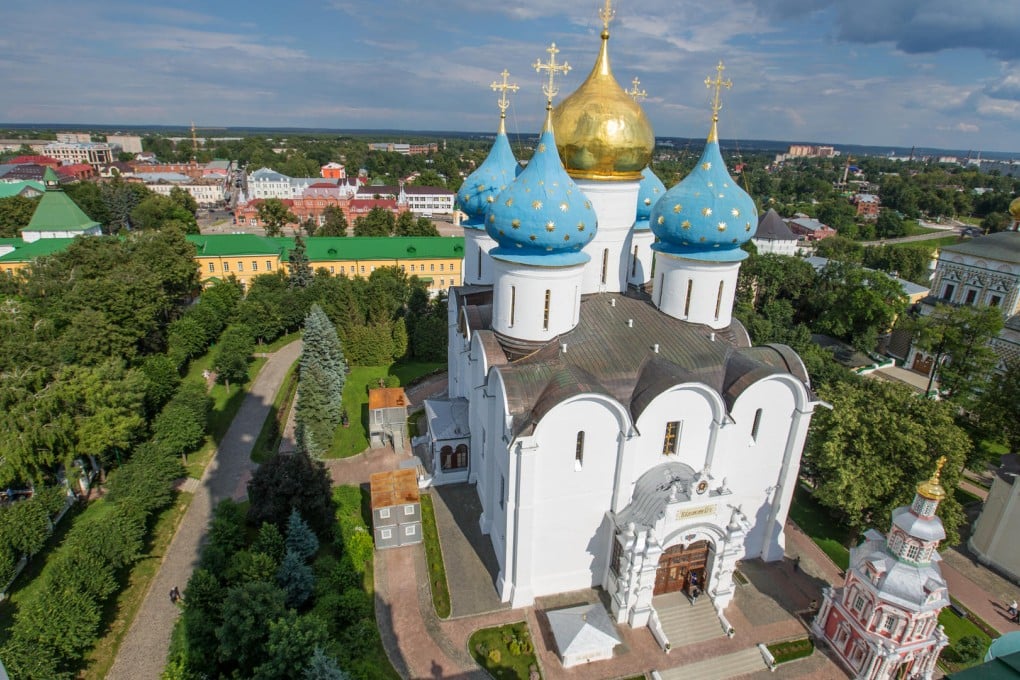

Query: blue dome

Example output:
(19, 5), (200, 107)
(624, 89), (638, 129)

(486, 127), (597, 266)
(650, 137), (757, 262)
(634, 166), (666, 231)
(457, 131), (519, 229)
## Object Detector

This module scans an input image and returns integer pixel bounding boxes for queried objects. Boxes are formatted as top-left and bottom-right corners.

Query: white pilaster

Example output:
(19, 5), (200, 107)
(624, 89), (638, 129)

(463, 228), (497, 285)
(624, 229), (655, 288)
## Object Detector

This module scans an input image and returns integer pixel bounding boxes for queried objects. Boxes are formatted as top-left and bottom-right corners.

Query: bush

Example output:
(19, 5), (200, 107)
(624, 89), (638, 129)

(488, 649), (501, 665)
(947, 635), (987, 664)
(0, 496), (51, 557)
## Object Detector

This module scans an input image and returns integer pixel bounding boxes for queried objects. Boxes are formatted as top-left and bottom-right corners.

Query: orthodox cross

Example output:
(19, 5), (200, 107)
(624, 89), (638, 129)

(627, 77), (647, 102)
(534, 43), (571, 106)
(490, 69), (519, 119)
(705, 60), (732, 122)
(599, 0), (615, 31)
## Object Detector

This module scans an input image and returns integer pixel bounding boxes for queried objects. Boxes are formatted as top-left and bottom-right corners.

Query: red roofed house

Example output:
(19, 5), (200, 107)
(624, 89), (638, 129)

(8, 155), (60, 169)
(320, 162), (346, 179)
(56, 164), (97, 181)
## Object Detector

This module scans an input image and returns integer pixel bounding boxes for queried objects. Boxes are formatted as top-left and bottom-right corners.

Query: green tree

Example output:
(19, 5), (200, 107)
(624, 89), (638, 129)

(301, 304), (346, 412)
(215, 581), (287, 676)
(276, 549), (315, 608)
(289, 234), (314, 288)
(130, 194), (198, 233)
(252, 521), (286, 563)
(169, 186), (199, 217)
(352, 207), (395, 236)
(803, 378), (969, 545)
(0, 498), (51, 557)
(875, 209), (908, 238)
(213, 325), (255, 391)
(0, 195), (39, 238)
(285, 509), (320, 561)
(168, 315), (210, 365)
(295, 363), (336, 457)
(316, 205), (348, 236)
(980, 359), (1020, 454)
(247, 452), (335, 540)
(807, 260), (908, 351)
(253, 613), (329, 680)
(139, 354), (181, 414)
(303, 648), (351, 680)
(152, 397), (206, 463)
(906, 304), (1003, 401)
(257, 198), (297, 237)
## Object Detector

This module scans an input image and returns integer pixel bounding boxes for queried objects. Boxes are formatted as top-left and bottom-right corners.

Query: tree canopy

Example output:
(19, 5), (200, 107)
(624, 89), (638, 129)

(257, 198), (297, 237)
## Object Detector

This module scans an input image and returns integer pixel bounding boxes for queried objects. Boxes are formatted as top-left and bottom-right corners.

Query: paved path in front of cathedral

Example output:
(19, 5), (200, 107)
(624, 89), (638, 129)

(108, 340), (303, 680)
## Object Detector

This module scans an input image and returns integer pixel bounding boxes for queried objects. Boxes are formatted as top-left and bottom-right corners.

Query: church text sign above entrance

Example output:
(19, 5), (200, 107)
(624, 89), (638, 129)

(676, 505), (716, 521)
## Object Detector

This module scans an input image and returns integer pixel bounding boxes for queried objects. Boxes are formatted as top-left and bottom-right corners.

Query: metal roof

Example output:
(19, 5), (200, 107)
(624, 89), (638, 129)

(22, 189), (100, 233)
(941, 231), (1020, 265)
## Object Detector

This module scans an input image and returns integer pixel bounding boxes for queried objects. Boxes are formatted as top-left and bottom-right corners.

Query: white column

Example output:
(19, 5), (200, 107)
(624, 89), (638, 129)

(761, 405), (814, 561)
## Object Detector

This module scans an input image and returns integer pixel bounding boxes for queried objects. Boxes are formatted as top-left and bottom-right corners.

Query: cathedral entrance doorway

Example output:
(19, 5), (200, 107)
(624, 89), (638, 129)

(911, 353), (934, 376)
(653, 540), (710, 596)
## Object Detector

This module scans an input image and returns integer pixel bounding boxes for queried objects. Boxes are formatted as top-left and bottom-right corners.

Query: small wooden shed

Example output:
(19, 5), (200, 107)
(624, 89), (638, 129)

(368, 387), (409, 452)
(369, 469), (422, 550)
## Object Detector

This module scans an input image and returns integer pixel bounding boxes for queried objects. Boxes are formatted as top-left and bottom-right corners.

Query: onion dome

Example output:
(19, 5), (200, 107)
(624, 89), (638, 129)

(916, 456), (947, 501)
(486, 115), (597, 266)
(633, 166), (666, 230)
(1009, 196), (1020, 219)
(551, 16), (654, 180)
(457, 131), (519, 229)
(458, 71), (522, 229)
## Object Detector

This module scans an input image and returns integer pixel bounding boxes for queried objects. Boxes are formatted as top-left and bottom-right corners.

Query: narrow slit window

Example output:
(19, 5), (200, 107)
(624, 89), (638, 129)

(751, 408), (763, 442)
(715, 280), (724, 320)
(601, 248), (609, 284)
(575, 432), (585, 470)
(657, 273), (664, 306)
(631, 245), (639, 277)
(543, 289), (551, 330)
(477, 249), (482, 280)
(510, 285), (516, 327)
(662, 421), (682, 455)
(684, 280), (693, 317)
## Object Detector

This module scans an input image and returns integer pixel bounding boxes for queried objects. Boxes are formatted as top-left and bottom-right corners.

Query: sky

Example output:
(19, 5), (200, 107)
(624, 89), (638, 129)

(2, 1), (1020, 153)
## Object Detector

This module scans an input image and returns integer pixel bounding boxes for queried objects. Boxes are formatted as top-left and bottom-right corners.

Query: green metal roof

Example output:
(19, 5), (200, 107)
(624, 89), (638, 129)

(186, 234), (465, 261)
(0, 238), (76, 262)
(948, 651), (1020, 679)
(0, 181), (44, 199)
(22, 189), (101, 234)
(186, 234), (285, 257)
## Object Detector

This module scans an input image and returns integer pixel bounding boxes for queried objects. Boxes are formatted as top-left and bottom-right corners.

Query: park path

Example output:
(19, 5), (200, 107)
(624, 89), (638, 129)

(107, 340), (303, 680)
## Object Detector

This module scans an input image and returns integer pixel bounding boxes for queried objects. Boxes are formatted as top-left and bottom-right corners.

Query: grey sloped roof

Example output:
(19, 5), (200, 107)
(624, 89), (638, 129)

(849, 534), (949, 612)
(942, 231), (1020, 264)
(469, 291), (810, 437)
(755, 209), (798, 241)
(616, 461), (698, 529)
(891, 507), (946, 542)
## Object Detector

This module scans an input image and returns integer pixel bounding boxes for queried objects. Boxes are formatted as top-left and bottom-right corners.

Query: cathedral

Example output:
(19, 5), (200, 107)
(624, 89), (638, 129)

(424, 3), (824, 634)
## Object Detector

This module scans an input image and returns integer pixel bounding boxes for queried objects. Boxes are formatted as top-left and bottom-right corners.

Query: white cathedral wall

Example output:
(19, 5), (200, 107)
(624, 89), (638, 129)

(463, 229), (497, 285)
(575, 180), (639, 294)
(625, 230), (656, 288)
(491, 259), (585, 342)
(447, 295), (467, 399)
(519, 397), (624, 602)
(651, 253), (742, 329)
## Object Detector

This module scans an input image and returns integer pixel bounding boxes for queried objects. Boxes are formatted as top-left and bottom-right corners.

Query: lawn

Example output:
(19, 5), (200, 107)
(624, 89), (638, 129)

(789, 483), (851, 571)
(937, 601), (993, 674)
(420, 493), (451, 618)
(81, 492), (193, 679)
(767, 637), (814, 664)
(469, 621), (541, 680)
(251, 357), (300, 463)
(902, 222), (943, 237)
(327, 361), (444, 459)
(888, 235), (963, 250)
(954, 487), (983, 507)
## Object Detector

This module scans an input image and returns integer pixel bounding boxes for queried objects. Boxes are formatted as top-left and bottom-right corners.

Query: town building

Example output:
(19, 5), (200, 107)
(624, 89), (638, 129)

(752, 209), (800, 255)
(905, 208), (1020, 373)
(0, 181), (44, 199)
(20, 172), (102, 243)
(40, 142), (114, 167)
(368, 142), (438, 155)
(6, 155), (60, 169)
(106, 135), (143, 154)
(787, 215), (837, 241)
(370, 469), (422, 550)
(55, 132), (92, 144)
(320, 162), (346, 179)
(55, 163), (97, 181)
(426, 12), (823, 651)
(854, 193), (881, 220)
(968, 454), (1020, 582)
(359, 184), (455, 215)
(812, 460), (951, 680)
(144, 177), (226, 206)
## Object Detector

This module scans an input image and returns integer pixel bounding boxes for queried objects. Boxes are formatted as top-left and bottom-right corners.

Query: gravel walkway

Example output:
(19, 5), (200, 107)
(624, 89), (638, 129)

(107, 340), (303, 680)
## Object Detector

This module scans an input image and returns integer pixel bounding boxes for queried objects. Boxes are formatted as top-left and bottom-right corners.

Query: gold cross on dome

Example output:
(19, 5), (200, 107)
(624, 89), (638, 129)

(490, 69), (519, 118)
(705, 60), (732, 122)
(534, 43), (571, 106)
(599, 0), (615, 30)
(628, 77), (647, 102)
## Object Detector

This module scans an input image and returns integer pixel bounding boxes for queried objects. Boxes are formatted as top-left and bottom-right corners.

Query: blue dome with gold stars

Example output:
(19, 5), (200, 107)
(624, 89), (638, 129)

(650, 135), (756, 262)
(457, 131), (519, 229)
(486, 126), (597, 266)
(634, 166), (666, 231)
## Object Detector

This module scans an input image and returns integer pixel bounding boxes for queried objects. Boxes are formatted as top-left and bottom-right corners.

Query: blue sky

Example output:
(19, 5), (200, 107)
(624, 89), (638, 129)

(2, 0), (1020, 153)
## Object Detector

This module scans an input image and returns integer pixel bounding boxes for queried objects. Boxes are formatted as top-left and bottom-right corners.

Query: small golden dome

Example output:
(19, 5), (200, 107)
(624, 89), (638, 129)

(551, 28), (654, 181)
(1009, 196), (1020, 219)
(916, 456), (947, 501)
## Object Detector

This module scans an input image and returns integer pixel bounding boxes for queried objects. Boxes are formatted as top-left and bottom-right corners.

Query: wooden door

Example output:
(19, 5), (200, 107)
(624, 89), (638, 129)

(912, 353), (933, 376)
(654, 541), (710, 595)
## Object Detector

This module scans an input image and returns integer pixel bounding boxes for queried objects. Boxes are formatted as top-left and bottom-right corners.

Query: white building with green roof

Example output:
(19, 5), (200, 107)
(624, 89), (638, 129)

(20, 184), (102, 243)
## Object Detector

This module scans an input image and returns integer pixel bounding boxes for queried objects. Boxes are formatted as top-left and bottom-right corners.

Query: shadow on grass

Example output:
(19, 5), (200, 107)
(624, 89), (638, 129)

(789, 483), (851, 570)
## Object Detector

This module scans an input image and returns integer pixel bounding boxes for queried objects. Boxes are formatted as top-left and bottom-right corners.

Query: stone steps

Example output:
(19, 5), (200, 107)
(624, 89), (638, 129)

(656, 648), (766, 680)
(653, 593), (725, 648)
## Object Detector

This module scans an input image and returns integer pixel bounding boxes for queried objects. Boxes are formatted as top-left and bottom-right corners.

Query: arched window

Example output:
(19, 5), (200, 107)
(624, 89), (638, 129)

(601, 249), (609, 284)
(454, 443), (468, 469)
(751, 408), (763, 443)
(543, 290), (551, 330)
(714, 280), (725, 320)
(684, 280), (693, 317)
(575, 432), (585, 470)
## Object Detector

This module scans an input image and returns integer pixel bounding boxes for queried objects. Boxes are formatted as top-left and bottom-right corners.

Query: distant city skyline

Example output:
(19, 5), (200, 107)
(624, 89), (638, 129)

(3, 1), (1019, 154)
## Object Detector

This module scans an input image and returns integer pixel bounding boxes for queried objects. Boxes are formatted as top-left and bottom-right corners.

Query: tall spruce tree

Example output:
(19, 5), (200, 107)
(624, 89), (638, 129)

(294, 305), (346, 457)
(288, 234), (313, 288)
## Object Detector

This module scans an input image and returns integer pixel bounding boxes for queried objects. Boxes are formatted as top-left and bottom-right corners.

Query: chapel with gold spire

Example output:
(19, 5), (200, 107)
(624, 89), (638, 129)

(430, 0), (824, 644)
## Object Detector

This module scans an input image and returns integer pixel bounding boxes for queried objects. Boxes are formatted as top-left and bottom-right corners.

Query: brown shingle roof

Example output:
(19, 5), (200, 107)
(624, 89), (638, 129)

(368, 387), (408, 410)
(370, 469), (419, 509)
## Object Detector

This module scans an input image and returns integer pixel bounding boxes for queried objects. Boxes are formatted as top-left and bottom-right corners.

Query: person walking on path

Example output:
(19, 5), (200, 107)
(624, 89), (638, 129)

(793, 555), (800, 572)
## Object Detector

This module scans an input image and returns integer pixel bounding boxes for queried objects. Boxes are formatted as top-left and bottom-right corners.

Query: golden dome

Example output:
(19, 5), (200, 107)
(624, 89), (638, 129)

(551, 27), (654, 181)
(916, 456), (947, 501)
(1009, 196), (1020, 219)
